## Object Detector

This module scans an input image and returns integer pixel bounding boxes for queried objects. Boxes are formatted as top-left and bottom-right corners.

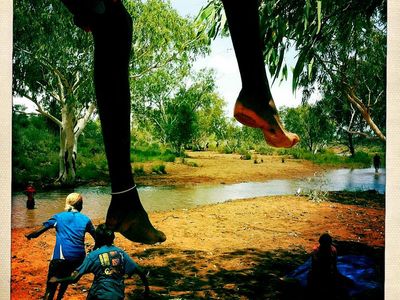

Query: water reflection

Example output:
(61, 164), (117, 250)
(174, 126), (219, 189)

(12, 167), (385, 229)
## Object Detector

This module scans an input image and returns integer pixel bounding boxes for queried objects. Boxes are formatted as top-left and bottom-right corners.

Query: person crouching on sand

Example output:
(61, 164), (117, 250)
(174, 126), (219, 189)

(307, 233), (353, 299)
(26, 193), (96, 300)
(49, 223), (150, 300)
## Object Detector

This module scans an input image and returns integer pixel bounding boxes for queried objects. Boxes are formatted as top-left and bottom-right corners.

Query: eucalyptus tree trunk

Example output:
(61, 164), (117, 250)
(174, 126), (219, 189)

(57, 102), (96, 185)
(346, 90), (386, 142)
(58, 104), (77, 184)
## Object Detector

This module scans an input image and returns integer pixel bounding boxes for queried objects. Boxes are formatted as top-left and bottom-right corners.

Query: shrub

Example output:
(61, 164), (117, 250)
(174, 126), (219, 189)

(256, 146), (274, 155)
(220, 145), (234, 154)
(160, 150), (176, 162)
(238, 148), (252, 160)
(77, 163), (101, 180)
(131, 143), (177, 163)
(184, 160), (198, 167)
(151, 164), (167, 174)
(350, 151), (371, 164)
(133, 165), (145, 176)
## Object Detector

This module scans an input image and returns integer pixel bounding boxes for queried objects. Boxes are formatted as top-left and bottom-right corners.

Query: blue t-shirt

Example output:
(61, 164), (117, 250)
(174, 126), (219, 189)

(43, 211), (95, 260)
(76, 245), (138, 300)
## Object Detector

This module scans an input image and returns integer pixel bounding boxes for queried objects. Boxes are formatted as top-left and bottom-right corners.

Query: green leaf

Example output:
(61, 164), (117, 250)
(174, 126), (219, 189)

(317, 1), (322, 34)
(304, 0), (310, 31)
(220, 10), (227, 31)
(281, 64), (288, 82)
(196, 3), (213, 22)
(308, 57), (315, 81)
(273, 46), (285, 83)
(292, 50), (308, 91)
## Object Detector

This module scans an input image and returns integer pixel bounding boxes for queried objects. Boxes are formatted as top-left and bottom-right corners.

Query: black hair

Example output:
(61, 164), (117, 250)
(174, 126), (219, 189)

(94, 223), (115, 249)
(319, 233), (333, 247)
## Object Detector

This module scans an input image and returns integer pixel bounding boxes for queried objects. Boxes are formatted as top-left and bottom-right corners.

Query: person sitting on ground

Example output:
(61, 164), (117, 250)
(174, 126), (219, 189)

(49, 223), (150, 300)
(307, 233), (352, 299)
(26, 193), (96, 300)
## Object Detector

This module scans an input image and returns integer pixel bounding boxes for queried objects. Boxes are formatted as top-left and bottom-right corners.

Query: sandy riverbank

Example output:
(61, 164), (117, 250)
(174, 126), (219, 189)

(11, 151), (384, 299)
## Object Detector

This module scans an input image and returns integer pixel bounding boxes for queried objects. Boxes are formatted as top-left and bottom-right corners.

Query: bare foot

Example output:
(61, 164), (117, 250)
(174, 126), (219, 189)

(106, 189), (166, 244)
(233, 89), (299, 148)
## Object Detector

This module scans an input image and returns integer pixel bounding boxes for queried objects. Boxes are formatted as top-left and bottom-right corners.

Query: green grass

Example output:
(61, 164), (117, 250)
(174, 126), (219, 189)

(131, 143), (177, 163)
(151, 164), (167, 174)
(238, 148), (252, 160)
(185, 161), (199, 167)
(133, 165), (146, 176)
(76, 154), (109, 181)
(274, 147), (375, 168)
(255, 145), (275, 155)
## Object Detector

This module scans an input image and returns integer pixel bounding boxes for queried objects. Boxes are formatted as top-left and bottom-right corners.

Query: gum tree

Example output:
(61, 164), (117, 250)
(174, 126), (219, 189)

(13, 0), (95, 185)
(13, 0), (210, 184)
(196, 0), (386, 142)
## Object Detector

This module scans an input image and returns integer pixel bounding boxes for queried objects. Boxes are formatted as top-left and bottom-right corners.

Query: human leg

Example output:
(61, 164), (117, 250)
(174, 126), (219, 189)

(90, 1), (165, 244)
(43, 260), (63, 300)
(221, 0), (299, 148)
(43, 283), (58, 300)
(54, 259), (84, 300)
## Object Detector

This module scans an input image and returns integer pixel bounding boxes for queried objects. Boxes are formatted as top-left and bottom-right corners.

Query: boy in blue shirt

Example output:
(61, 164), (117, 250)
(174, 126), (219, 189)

(50, 223), (150, 300)
(26, 193), (96, 300)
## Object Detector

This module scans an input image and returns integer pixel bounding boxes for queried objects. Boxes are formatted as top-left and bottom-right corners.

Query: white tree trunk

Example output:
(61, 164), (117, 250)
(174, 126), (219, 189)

(59, 104), (76, 185)
(57, 102), (96, 184)
(347, 91), (386, 142)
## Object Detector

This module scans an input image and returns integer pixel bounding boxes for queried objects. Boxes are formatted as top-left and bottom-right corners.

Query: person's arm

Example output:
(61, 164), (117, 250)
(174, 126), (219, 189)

(48, 270), (81, 284)
(50, 253), (92, 284)
(331, 246), (339, 274)
(25, 226), (50, 239)
(86, 221), (96, 240)
(123, 252), (150, 296)
(135, 266), (150, 296)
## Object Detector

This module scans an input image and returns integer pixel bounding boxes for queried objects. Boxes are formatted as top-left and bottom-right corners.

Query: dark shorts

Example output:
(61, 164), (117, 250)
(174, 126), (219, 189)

(26, 199), (35, 209)
(47, 258), (84, 281)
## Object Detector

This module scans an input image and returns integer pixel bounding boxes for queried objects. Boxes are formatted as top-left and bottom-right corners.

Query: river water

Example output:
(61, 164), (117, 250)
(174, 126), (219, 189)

(12, 167), (385, 229)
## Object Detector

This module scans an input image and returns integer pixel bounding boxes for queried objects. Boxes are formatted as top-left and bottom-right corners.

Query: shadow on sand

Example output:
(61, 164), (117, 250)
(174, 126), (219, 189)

(126, 241), (383, 300)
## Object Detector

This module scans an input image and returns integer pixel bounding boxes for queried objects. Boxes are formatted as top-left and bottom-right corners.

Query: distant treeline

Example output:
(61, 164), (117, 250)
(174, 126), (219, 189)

(12, 111), (384, 191)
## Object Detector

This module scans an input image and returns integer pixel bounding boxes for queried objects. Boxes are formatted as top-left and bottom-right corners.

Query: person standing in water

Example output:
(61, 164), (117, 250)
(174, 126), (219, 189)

(373, 153), (381, 173)
(25, 182), (36, 209)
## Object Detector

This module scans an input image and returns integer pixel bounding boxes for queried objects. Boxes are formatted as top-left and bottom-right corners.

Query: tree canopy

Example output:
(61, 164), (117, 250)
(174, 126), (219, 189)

(196, 0), (387, 141)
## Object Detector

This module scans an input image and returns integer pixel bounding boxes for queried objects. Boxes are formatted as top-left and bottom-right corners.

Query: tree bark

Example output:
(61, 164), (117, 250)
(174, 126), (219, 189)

(348, 132), (355, 157)
(346, 90), (386, 142)
(57, 102), (95, 185)
(59, 104), (76, 184)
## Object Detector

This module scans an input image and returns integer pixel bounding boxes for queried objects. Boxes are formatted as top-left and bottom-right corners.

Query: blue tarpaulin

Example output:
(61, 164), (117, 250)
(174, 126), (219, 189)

(286, 255), (382, 297)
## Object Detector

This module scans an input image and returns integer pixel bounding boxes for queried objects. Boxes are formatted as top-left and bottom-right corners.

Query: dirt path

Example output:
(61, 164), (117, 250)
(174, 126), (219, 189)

(11, 152), (384, 299)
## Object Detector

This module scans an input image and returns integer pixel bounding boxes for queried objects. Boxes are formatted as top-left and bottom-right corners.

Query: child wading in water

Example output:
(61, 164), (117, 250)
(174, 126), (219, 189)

(57, 0), (299, 244)
(26, 193), (96, 300)
(49, 223), (150, 300)
(25, 182), (36, 209)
